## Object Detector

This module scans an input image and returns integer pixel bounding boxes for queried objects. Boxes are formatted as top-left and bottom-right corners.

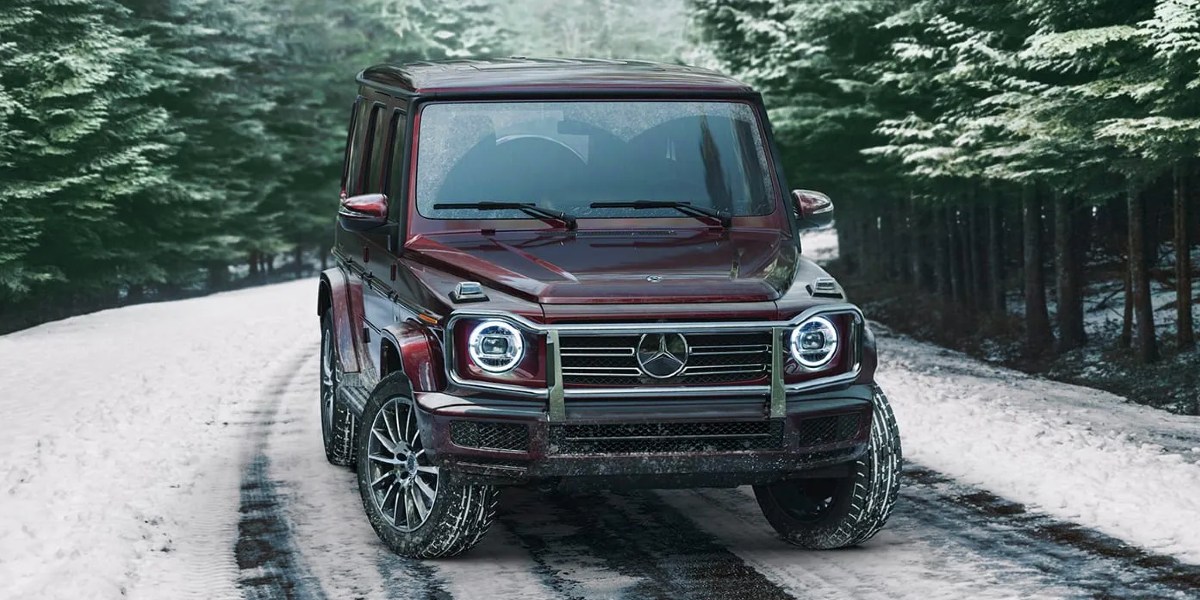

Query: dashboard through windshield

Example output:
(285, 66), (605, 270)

(414, 100), (778, 223)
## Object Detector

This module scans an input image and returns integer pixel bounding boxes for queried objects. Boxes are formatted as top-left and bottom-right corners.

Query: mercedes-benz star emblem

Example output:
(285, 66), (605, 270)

(635, 333), (689, 378)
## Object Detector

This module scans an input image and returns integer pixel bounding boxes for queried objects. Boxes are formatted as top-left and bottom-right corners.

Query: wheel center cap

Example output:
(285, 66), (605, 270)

(404, 455), (417, 475)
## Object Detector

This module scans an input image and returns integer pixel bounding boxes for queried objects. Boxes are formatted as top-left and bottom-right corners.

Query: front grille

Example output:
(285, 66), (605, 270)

(450, 420), (530, 452)
(549, 420), (784, 455)
(559, 331), (772, 386)
(797, 413), (862, 446)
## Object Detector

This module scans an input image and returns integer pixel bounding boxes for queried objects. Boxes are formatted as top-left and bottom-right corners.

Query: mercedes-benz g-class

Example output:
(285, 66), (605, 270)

(317, 58), (901, 558)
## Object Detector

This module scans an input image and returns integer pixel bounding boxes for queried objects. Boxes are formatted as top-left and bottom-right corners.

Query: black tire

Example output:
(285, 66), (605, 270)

(754, 385), (902, 549)
(356, 373), (498, 558)
(320, 312), (355, 466)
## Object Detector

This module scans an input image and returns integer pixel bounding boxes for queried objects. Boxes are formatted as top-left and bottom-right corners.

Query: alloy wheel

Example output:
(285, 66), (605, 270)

(320, 332), (340, 435)
(366, 397), (439, 532)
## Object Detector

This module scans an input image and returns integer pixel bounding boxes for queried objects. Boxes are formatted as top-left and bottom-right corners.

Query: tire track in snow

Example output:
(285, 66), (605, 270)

(903, 466), (1200, 598)
(659, 466), (1200, 599)
(235, 346), (326, 600)
(256, 346), (456, 600)
(498, 487), (796, 600)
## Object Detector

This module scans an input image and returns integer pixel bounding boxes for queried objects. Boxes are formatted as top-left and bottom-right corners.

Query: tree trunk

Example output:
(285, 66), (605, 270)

(1175, 164), (1194, 348)
(1122, 264), (1133, 348)
(988, 194), (1005, 312)
(949, 204), (964, 304)
(1023, 185), (1055, 353)
(320, 247), (329, 271)
(207, 262), (229, 291)
(293, 246), (305, 276)
(934, 203), (950, 298)
(1054, 192), (1087, 351)
(125, 285), (144, 305)
(910, 194), (923, 287)
(965, 201), (979, 307)
(1128, 185), (1159, 363)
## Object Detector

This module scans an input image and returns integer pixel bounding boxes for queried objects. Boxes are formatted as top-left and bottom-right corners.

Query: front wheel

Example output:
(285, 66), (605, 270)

(754, 385), (902, 549)
(320, 312), (355, 466)
(356, 374), (498, 558)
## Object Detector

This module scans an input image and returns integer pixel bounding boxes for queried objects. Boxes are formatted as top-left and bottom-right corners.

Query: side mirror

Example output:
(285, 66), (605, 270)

(338, 193), (388, 232)
(791, 189), (834, 229)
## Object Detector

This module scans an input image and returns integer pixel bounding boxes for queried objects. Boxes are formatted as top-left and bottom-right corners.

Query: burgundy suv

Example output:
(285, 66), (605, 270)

(317, 58), (901, 558)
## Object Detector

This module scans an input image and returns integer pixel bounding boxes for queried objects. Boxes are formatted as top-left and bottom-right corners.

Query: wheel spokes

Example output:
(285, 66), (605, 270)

(404, 487), (420, 527)
(409, 485), (430, 521)
(414, 474), (436, 503)
(371, 428), (396, 453)
(368, 453), (401, 465)
(371, 471), (395, 487)
(367, 397), (438, 533)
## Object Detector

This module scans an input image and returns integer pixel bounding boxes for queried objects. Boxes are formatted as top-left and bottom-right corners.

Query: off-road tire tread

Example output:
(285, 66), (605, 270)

(357, 373), (498, 558)
(321, 313), (356, 467)
(755, 384), (902, 549)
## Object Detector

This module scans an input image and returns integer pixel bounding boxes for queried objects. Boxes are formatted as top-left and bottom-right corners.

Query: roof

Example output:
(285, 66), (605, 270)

(357, 58), (753, 96)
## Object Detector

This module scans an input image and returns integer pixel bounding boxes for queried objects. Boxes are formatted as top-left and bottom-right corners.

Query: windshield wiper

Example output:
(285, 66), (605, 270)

(589, 201), (731, 228)
(433, 202), (577, 230)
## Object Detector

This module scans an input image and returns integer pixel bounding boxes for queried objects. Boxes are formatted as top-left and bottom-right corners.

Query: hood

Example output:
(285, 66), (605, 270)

(406, 229), (799, 305)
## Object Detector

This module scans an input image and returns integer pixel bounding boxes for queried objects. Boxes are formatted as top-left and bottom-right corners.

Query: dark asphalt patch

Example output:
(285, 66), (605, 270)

(498, 487), (796, 600)
(235, 352), (326, 600)
(374, 556), (453, 600)
(237, 454), (325, 600)
(904, 466), (1200, 597)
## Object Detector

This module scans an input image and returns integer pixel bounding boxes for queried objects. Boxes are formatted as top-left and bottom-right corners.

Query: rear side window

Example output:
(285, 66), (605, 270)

(384, 110), (407, 199)
(365, 104), (389, 193)
(345, 99), (375, 196)
(339, 99), (363, 196)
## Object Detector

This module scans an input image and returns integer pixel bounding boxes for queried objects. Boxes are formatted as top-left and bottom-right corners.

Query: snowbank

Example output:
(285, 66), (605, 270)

(876, 327), (1200, 564)
(0, 279), (317, 599)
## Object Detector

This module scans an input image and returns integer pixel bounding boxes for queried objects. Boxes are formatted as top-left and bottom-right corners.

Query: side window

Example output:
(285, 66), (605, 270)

(366, 104), (390, 193)
(384, 109), (407, 199)
(345, 99), (372, 195)
(339, 99), (362, 197)
(349, 103), (381, 196)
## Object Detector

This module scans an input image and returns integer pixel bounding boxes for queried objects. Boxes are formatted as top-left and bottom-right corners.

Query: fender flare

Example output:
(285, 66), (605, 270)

(379, 321), (445, 393)
(855, 325), (878, 387)
(318, 267), (364, 374)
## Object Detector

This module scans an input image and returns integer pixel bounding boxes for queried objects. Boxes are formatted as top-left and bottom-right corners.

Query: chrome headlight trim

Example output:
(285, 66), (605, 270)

(466, 320), (525, 373)
(789, 315), (839, 369)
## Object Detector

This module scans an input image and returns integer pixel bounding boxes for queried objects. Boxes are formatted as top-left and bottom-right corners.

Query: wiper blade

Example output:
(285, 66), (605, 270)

(433, 202), (577, 230)
(589, 201), (731, 228)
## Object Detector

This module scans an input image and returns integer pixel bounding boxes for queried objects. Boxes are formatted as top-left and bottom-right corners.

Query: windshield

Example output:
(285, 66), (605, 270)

(415, 101), (776, 222)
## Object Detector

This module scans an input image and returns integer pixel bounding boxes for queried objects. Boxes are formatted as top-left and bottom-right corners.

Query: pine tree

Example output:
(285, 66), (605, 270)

(0, 0), (174, 307)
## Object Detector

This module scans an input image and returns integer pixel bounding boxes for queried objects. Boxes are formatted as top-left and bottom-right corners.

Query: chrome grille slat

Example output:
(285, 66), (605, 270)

(560, 331), (772, 387)
(689, 344), (769, 355)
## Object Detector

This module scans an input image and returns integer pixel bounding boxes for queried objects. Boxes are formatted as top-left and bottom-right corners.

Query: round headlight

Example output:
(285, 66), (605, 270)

(467, 320), (525, 373)
(790, 316), (839, 369)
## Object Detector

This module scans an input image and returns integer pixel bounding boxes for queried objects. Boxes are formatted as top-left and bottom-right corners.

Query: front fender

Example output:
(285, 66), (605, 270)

(381, 321), (445, 393)
(319, 267), (364, 374)
(855, 324), (878, 386)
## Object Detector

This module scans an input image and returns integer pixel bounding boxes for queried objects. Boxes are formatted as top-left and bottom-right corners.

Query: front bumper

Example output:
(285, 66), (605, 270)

(413, 384), (874, 488)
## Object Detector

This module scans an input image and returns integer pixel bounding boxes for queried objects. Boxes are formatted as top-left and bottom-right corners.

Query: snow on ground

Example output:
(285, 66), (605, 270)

(877, 326), (1200, 563)
(0, 279), (316, 599)
(800, 225), (839, 263)
(1, 276), (1199, 598)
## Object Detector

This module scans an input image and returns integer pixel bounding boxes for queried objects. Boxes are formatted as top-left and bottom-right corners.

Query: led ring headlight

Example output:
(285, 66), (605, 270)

(790, 315), (839, 369)
(467, 320), (525, 373)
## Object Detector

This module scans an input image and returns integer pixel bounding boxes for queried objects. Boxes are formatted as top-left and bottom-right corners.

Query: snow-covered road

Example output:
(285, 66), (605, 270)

(2, 279), (1198, 599)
